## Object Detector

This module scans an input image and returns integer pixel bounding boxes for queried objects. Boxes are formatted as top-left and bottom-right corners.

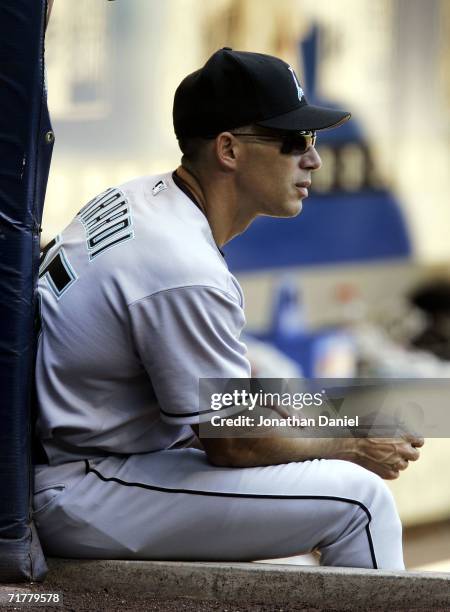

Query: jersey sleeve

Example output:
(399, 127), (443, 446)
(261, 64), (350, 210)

(128, 286), (251, 425)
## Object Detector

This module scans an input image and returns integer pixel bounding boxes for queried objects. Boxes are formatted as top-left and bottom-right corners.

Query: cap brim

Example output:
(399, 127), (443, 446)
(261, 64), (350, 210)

(257, 104), (351, 131)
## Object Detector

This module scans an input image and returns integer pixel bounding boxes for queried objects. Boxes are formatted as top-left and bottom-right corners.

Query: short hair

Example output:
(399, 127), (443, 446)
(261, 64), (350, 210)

(178, 136), (208, 166)
(178, 124), (267, 166)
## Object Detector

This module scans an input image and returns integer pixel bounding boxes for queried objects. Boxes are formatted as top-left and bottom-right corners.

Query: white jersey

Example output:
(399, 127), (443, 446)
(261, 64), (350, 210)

(36, 171), (251, 465)
(34, 176), (405, 574)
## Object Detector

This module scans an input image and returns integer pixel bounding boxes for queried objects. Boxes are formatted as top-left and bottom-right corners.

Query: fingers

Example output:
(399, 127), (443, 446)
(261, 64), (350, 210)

(382, 457), (410, 480)
(382, 448), (418, 479)
(344, 435), (423, 480)
(375, 464), (401, 480)
(385, 469), (400, 480)
(355, 437), (422, 479)
(401, 444), (420, 462)
(396, 458), (410, 471)
(403, 433), (425, 448)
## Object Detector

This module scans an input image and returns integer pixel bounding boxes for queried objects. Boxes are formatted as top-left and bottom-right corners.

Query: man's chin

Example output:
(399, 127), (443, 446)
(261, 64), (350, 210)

(262, 199), (303, 219)
(282, 199), (303, 218)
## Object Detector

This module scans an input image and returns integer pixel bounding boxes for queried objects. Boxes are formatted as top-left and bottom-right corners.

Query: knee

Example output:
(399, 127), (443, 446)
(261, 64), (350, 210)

(374, 476), (402, 532)
(351, 464), (402, 535)
(338, 461), (401, 522)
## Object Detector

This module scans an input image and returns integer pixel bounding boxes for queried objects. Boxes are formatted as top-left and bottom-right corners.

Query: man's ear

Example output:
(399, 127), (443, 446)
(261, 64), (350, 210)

(214, 132), (239, 171)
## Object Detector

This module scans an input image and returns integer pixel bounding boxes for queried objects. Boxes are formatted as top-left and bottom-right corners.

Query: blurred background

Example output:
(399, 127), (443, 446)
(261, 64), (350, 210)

(43, 0), (449, 570)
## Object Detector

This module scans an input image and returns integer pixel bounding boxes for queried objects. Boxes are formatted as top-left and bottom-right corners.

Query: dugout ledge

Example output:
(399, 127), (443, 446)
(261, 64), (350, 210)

(2, 559), (449, 610)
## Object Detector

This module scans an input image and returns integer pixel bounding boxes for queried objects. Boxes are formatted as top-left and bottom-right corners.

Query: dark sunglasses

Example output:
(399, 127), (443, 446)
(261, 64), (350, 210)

(229, 130), (317, 155)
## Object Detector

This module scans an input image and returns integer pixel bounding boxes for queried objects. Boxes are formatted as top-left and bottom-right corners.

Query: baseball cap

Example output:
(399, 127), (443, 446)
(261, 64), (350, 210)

(173, 47), (351, 139)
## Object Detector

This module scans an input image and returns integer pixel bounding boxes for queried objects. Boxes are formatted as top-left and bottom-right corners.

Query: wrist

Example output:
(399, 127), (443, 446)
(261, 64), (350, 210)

(329, 437), (359, 461)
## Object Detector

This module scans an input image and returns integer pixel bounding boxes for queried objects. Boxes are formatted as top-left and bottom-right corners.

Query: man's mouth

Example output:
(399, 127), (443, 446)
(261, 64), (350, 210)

(295, 182), (310, 198)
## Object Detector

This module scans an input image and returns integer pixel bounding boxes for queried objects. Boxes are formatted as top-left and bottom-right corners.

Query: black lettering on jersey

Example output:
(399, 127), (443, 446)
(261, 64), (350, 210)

(88, 217), (131, 248)
(39, 248), (77, 299)
(77, 187), (116, 218)
(86, 201), (125, 232)
(88, 232), (133, 258)
(78, 187), (134, 260)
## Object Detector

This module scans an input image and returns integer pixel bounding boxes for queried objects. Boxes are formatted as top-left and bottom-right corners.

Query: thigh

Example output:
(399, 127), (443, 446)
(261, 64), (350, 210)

(33, 449), (386, 562)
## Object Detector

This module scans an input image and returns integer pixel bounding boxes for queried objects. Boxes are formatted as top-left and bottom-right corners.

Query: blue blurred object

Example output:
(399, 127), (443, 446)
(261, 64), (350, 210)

(224, 25), (412, 271)
(0, 0), (52, 582)
(250, 276), (356, 378)
(269, 275), (306, 338)
(225, 190), (411, 272)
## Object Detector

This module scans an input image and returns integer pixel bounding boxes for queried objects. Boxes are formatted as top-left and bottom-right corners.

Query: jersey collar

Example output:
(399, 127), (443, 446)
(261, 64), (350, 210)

(172, 170), (225, 258)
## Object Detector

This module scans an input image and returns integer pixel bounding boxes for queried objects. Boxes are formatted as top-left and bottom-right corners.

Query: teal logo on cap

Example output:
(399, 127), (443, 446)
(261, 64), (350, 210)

(288, 66), (304, 101)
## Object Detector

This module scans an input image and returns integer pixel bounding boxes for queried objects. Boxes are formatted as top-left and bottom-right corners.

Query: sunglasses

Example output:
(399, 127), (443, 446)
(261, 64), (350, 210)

(229, 130), (317, 155)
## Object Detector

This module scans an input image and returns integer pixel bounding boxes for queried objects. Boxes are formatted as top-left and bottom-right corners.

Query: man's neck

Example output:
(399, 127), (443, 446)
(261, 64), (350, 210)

(175, 164), (256, 247)
(175, 165), (207, 215)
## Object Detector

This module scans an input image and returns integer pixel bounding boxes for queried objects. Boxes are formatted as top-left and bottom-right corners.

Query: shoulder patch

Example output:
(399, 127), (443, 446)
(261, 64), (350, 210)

(152, 179), (168, 196)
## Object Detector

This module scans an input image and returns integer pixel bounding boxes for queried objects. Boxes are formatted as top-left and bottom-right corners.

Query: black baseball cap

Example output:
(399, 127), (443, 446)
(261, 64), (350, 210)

(173, 47), (351, 139)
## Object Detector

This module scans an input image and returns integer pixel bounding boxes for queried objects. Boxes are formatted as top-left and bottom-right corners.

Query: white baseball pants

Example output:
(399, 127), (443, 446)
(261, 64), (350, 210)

(33, 448), (404, 569)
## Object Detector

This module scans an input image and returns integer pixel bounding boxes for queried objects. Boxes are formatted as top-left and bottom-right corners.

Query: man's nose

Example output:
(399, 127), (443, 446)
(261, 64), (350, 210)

(300, 146), (322, 171)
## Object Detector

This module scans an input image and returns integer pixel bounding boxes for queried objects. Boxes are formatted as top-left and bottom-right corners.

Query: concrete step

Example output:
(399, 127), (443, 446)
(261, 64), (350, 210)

(2, 558), (448, 611)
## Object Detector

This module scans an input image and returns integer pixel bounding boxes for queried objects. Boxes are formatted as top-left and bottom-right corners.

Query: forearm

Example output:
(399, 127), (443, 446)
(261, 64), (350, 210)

(209, 434), (353, 468)
(195, 420), (423, 478)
